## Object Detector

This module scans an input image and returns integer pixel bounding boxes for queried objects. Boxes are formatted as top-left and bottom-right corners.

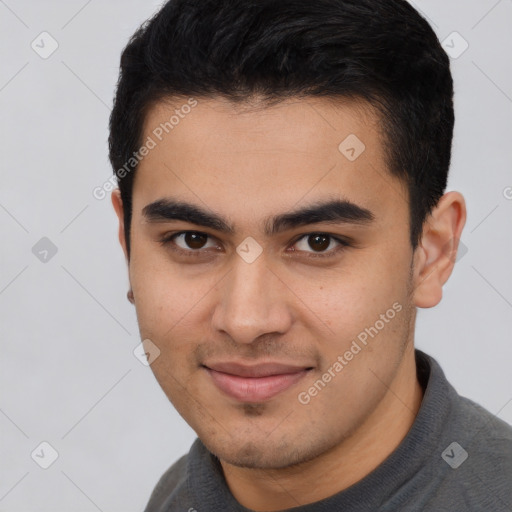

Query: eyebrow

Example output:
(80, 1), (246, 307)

(142, 198), (375, 236)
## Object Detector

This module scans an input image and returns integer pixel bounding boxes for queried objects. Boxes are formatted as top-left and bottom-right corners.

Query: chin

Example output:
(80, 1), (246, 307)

(203, 432), (329, 470)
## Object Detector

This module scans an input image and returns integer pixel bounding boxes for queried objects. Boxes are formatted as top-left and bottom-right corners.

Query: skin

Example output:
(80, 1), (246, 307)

(112, 96), (466, 511)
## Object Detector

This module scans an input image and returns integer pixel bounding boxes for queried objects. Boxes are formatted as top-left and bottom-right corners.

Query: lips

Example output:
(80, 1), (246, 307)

(203, 362), (312, 402)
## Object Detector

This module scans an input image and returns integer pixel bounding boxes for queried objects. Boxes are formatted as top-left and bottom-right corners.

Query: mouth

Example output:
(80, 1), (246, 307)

(202, 361), (314, 403)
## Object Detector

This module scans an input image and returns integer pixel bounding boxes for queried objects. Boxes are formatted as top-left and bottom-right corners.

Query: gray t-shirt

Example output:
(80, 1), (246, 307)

(143, 349), (512, 511)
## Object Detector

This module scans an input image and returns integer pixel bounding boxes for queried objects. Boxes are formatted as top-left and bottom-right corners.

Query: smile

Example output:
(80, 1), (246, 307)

(203, 362), (312, 402)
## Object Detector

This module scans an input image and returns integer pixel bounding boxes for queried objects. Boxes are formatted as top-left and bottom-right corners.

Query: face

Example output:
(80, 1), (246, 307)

(119, 96), (418, 469)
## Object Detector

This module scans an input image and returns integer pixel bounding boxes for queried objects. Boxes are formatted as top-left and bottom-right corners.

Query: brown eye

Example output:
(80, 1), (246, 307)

(292, 233), (347, 257)
(184, 232), (208, 249)
(308, 234), (330, 252)
(163, 231), (219, 253)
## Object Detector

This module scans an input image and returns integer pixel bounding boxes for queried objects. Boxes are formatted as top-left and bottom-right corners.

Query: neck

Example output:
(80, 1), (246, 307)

(220, 344), (424, 511)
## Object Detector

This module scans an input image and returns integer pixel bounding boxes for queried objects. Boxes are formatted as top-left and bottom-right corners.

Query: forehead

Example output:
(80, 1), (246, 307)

(133, 96), (408, 227)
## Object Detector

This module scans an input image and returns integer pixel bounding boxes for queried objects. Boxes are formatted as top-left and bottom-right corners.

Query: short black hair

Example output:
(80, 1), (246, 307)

(108, 0), (454, 255)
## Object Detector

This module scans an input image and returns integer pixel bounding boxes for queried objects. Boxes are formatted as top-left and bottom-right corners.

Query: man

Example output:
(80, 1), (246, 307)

(108, 0), (512, 510)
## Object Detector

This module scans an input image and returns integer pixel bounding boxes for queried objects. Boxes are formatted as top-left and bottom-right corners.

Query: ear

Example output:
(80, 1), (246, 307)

(412, 191), (467, 308)
(111, 189), (129, 263)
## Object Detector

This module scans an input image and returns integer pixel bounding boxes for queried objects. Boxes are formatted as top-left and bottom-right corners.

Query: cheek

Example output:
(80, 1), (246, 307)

(132, 271), (212, 341)
(291, 264), (403, 327)
(130, 266), (179, 338)
(128, 239), (204, 332)
(288, 254), (411, 358)
(128, 249), (222, 383)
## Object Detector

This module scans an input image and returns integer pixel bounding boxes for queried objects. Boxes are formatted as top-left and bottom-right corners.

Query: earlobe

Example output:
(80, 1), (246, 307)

(412, 191), (467, 309)
(111, 189), (129, 262)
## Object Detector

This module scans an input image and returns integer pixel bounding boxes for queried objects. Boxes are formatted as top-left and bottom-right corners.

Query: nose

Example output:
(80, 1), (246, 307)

(211, 253), (293, 345)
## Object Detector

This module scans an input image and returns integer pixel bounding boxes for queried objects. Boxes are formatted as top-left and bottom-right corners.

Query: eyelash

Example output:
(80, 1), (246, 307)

(159, 231), (350, 260)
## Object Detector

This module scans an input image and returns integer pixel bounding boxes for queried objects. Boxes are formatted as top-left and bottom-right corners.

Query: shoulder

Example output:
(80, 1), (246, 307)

(142, 437), (228, 511)
(433, 384), (512, 510)
(456, 394), (512, 441)
(419, 349), (512, 444)
(416, 351), (512, 510)
(430, 398), (512, 511)
(143, 453), (189, 512)
(453, 394), (512, 472)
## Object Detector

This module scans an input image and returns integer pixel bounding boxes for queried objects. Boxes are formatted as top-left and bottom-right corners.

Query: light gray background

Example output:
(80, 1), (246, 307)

(1, 1), (511, 511)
